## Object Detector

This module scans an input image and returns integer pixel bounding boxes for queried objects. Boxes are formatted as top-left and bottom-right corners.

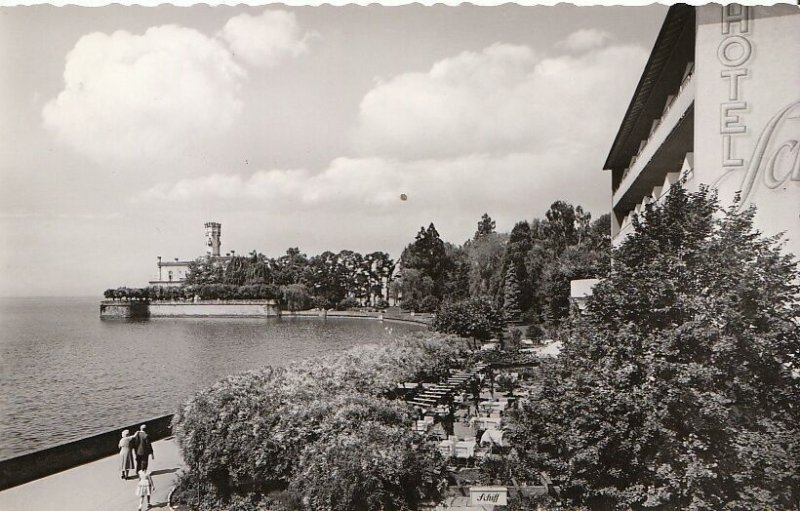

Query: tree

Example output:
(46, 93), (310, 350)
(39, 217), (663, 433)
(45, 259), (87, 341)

(281, 283), (310, 312)
(506, 183), (800, 510)
(543, 200), (577, 254)
(443, 243), (470, 301)
(364, 251), (395, 305)
(401, 223), (450, 298)
(306, 251), (347, 305)
(273, 248), (308, 287)
(432, 297), (503, 344)
(467, 232), (508, 300)
(185, 257), (224, 285)
(474, 213), (497, 241)
(503, 221), (533, 311)
(223, 256), (248, 286)
(503, 268), (522, 325)
(397, 268), (435, 308)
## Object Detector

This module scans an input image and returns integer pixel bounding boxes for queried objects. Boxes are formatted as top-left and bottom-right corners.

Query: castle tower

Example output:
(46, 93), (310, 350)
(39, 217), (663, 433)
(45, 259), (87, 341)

(204, 222), (221, 257)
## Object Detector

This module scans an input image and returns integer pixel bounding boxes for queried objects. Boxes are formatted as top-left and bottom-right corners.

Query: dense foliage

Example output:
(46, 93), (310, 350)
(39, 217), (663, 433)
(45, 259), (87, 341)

(103, 284), (279, 302)
(399, 206), (610, 326)
(432, 297), (503, 343)
(291, 422), (446, 511)
(173, 333), (467, 511)
(505, 184), (800, 510)
(183, 248), (396, 308)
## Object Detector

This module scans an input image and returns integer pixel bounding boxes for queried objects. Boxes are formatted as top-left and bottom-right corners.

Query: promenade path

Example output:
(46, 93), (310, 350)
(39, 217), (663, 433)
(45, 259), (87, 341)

(0, 438), (184, 511)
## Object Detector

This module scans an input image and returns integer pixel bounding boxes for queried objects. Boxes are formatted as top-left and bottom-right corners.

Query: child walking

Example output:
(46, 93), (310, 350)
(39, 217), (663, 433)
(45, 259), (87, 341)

(135, 470), (155, 510)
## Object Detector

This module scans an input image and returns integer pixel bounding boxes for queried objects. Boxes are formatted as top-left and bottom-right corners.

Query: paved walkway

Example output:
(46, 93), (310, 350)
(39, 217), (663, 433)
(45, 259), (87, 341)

(0, 438), (184, 511)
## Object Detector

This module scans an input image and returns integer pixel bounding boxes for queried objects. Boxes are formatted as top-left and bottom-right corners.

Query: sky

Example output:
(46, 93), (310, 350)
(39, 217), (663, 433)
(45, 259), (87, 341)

(0, 4), (667, 296)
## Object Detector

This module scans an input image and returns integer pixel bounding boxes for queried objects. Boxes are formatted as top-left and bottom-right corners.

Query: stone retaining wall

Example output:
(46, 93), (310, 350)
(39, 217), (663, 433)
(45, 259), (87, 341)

(100, 301), (281, 319)
(149, 301), (280, 318)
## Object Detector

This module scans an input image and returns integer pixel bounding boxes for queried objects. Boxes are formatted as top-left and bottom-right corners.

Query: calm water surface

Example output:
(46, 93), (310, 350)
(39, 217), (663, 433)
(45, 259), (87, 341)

(0, 297), (422, 459)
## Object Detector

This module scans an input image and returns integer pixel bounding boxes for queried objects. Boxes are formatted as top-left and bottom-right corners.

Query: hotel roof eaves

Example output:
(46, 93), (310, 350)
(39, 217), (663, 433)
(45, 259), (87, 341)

(603, 4), (695, 177)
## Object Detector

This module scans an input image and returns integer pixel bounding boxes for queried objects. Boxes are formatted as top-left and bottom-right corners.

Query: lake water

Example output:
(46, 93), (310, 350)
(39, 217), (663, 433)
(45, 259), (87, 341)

(0, 297), (422, 460)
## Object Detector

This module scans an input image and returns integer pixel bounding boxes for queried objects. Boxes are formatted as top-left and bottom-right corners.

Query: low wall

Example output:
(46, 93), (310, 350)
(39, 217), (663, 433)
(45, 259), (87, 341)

(0, 414), (174, 491)
(100, 300), (281, 319)
(149, 301), (280, 318)
(285, 309), (431, 326)
(99, 301), (149, 319)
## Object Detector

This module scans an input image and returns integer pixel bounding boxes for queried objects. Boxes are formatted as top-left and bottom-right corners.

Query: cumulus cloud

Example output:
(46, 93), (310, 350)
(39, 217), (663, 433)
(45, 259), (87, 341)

(43, 10), (312, 168)
(137, 38), (647, 223)
(351, 41), (646, 161)
(556, 28), (614, 52)
(219, 10), (314, 68)
(43, 25), (245, 166)
(136, 150), (605, 221)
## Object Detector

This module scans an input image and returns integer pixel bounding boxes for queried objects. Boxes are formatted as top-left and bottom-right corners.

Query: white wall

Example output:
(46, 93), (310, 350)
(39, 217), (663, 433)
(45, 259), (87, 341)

(694, 5), (800, 257)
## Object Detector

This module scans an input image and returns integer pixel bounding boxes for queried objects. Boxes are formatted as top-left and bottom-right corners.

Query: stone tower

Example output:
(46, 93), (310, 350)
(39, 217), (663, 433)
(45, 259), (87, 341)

(204, 222), (221, 257)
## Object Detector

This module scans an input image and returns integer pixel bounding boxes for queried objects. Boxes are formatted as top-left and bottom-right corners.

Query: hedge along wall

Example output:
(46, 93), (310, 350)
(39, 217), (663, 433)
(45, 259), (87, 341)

(0, 414), (174, 491)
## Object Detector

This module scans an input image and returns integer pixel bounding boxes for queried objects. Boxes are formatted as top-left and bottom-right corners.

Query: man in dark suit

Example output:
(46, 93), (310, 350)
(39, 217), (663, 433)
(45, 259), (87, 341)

(130, 424), (154, 472)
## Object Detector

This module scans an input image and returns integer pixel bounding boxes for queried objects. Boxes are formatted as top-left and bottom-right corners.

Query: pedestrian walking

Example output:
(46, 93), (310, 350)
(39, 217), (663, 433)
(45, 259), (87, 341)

(118, 429), (135, 479)
(130, 424), (154, 472)
(135, 470), (155, 510)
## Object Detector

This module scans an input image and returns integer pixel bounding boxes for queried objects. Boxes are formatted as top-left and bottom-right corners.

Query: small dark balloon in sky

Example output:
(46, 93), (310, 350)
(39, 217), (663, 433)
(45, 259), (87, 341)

(400, 193), (408, 201)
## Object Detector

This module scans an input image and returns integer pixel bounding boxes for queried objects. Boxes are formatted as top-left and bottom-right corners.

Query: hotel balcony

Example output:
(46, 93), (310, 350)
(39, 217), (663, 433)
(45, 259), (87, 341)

(612, 68), (695, 213)
(612, 155), (692, 246)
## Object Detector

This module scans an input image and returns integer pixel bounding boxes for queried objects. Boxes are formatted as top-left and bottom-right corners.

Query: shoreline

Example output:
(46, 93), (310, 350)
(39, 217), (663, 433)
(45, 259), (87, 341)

(281, 309), (432, 326)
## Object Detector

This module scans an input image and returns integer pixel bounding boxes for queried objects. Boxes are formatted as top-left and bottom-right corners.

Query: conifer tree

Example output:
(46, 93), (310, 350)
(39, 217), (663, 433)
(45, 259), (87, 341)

(503, 267), (522, 324)
(474, 213), (497, 241)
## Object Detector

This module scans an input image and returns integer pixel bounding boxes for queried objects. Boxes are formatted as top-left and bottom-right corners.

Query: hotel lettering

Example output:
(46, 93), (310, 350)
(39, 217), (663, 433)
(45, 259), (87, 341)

(718, 4), (751, 169)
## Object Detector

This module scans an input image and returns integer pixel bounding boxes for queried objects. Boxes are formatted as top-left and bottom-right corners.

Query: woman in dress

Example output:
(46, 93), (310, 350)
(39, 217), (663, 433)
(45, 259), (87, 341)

(118, 429), (135, 479)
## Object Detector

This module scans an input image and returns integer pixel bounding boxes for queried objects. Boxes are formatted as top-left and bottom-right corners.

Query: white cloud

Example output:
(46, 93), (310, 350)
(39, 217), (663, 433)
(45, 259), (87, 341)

(136, 150), (607, 223)
(136, 39), (648, 230)
(351, 41), (645, 161)
(42, 10), (312, 169)
(43, 25), (245, 167)
(219, 10), (314, 68)
(556, 29), (614, 52)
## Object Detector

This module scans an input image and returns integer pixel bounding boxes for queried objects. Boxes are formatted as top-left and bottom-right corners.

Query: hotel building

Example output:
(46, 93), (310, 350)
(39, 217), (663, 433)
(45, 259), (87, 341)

(604, 4), (800, 256)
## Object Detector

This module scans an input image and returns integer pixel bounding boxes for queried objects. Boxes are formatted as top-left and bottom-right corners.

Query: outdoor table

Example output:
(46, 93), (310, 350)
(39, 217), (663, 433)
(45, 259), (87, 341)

(469, 417), (503, 430)
(454, 439), (477, 458)
(438, 440), (455, 457)
(479, 401), (509, 414)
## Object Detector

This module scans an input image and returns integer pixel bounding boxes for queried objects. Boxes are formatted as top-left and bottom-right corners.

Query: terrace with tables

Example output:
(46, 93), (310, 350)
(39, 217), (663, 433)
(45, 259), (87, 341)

(401, 357), (555, 510)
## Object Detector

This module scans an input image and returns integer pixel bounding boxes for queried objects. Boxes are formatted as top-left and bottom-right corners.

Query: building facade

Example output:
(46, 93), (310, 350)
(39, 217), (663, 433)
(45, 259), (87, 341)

(604, 4), (800, 256)
(148, 222), (231, 287)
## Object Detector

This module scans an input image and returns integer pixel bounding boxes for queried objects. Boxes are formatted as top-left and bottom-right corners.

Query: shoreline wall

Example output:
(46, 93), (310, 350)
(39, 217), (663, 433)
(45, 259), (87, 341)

(149, 301), (281, 318)
(0, 414), (174, 491)
(100, 300), (281, 319)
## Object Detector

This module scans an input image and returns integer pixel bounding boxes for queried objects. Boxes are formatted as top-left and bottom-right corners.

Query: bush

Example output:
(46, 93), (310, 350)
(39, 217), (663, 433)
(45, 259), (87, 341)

(173, 335), (465, 509)
(400, 297), (418, 312)
(432, 298), (503, 342)
(336, 296), (359, 310)
(311, 295), (333, 310)
(290, 422), (446, 511)
(525, 323), (545, 341)
(172, 368), (289, 496)
(374, 298), (390, 309)
(418, 295), (440, 313)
